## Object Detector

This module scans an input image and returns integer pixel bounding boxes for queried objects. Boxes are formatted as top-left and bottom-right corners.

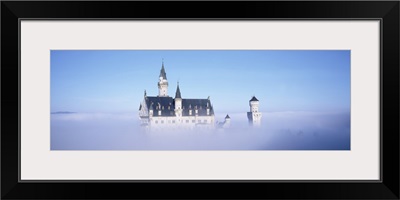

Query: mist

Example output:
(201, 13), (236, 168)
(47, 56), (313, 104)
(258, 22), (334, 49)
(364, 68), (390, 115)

(51, 111), (350, 150)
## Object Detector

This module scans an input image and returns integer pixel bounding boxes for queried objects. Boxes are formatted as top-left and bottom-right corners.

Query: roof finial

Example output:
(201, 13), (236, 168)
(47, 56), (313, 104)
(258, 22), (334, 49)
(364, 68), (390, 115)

(144, 89), (147, 97)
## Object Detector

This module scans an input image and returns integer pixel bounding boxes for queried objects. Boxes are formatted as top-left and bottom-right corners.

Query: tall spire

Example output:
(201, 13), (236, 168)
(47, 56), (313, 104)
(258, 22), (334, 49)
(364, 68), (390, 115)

(157, 59), (168, 97)
(175, 82), (182, 99)
(159, 59), (167, 79)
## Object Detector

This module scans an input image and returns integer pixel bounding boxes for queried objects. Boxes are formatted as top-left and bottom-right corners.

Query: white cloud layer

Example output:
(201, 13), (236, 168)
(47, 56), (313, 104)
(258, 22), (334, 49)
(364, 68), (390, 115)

(51, 111), (350, 150)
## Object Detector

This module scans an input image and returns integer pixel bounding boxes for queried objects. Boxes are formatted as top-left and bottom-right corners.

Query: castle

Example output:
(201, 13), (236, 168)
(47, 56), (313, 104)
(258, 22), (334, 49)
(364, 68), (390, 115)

(138, 62), (216, 131)
(138, 62), (262, 131)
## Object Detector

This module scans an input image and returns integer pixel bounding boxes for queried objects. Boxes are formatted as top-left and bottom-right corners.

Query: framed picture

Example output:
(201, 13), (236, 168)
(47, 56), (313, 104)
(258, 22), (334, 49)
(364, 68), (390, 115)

(2, 1), (399, 199)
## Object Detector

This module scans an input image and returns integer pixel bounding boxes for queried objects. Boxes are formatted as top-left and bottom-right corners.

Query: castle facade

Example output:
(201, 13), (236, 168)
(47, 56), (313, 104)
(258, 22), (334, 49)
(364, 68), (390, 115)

(139, 63), (215, 131)
(139, 62), (262, 131)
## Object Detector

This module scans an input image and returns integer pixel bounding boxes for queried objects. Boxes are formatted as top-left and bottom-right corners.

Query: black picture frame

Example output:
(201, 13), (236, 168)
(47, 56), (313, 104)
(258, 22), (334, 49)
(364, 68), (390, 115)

(2, 1), (399, 199)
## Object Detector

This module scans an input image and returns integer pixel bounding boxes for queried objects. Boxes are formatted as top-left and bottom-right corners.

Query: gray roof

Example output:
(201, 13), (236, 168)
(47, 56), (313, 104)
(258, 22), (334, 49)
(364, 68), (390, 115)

(144, 96), (214, 117)
(182, 99), (214, 116)
(175, 84), (182, 99)
(250, 96), (259, 102)
(159, 63), (167, 79)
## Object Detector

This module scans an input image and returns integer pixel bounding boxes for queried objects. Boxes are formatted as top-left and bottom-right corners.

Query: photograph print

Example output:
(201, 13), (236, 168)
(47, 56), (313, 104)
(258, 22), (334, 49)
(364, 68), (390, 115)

(51, 50), (350, 150)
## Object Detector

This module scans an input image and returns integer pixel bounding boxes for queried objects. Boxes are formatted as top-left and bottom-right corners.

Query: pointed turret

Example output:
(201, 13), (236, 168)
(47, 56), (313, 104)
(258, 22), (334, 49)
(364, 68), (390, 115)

(159, 61), (167, 80)
(175, 82), (182, 99)
(174, 82), (182, 117)
(157, 60), (169, 97)
(223, 114), (231, 128)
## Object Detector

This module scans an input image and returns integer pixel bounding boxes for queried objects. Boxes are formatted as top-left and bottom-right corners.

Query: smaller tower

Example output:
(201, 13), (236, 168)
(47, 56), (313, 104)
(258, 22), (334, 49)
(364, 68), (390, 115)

(223, 114), (231, 128)
(158, 61), (168, 97)
(139, 90), (150, 128)
(247, 96), (262, 126)
(174, 82), (182, 117)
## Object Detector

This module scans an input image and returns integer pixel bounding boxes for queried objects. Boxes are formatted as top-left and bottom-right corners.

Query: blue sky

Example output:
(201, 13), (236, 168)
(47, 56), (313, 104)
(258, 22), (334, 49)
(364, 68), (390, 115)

(50, 50), (350, 114)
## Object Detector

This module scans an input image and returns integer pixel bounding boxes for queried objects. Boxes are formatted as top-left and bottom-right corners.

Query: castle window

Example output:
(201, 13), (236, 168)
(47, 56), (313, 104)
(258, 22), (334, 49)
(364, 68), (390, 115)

(155, 120), (158, 124)
(172, 120), (175, 123)
(186, 120), (189, 123)
(161, 120), (164, 124)
(192, 120), (195, 123)
(204, 119), (207, 123)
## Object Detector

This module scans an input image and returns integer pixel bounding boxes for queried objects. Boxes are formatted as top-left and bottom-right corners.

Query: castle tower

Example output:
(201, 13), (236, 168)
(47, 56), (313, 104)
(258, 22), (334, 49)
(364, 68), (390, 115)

(174, 82), (182, 118)
(224, 114), (231, 128)
(247, 96), (262, 126)
(158, 61), (168, 97)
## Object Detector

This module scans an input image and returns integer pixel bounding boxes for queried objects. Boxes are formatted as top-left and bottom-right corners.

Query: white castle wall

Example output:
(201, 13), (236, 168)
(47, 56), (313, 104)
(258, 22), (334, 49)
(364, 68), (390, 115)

(148, 115), (215, 131)
(249, 99), (262, 126)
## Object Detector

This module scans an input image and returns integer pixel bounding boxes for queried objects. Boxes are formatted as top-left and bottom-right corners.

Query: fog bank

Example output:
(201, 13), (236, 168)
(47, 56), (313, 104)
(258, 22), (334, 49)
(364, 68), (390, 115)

(51, 111), (350, 150)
